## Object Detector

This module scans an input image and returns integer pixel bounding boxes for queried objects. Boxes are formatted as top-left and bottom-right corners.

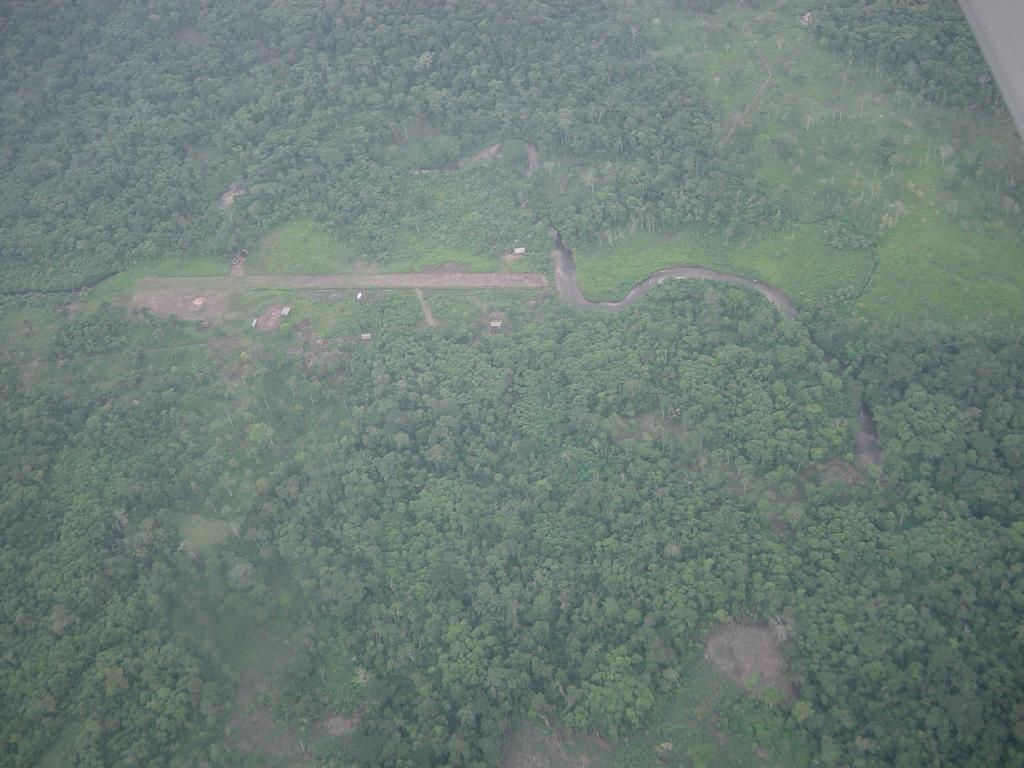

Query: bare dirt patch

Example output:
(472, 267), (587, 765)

(219, 182), (246, 209)
(501, 721), (606, 768)
(705, 623), (795, 702)
(131, 287), (227, 320)
(459, 142), (503, 168)
(322, 713), (362, 738)
(412, 142), (504, 174)
(174, 26), (207, 45)
(256, 304), (288, 331)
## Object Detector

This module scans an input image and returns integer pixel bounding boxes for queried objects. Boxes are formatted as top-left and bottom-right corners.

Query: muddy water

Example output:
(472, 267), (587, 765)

(550, 237), (798, 319)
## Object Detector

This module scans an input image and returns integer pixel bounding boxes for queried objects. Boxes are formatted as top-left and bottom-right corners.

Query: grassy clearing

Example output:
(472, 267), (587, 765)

(862, 213), (1024, 328)
(0, 300), (64, 366)
(247, 220), (361, 275)
(423, 288), (544, 329)
(84, 255), (230, 309)
(575, 224), (873, 306)
(583, 0), (1024, 326)
(590, 660), (812, 768)
(178, 514), (234, 553)
(503, 660), (811, 768)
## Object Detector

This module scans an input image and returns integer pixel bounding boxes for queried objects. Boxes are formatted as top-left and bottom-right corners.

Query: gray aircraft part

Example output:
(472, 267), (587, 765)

(960, 0), (1024, 140)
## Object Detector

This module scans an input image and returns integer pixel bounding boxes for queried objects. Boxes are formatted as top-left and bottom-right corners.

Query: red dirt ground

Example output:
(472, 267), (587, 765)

(219, 182), (246, 209)
(256, 304), (288, 331)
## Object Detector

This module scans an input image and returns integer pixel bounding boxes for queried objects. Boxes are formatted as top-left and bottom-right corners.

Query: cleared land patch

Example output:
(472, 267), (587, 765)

(130, 286), (227, 320)
(226, 636), (307, 761)
(130, 273), (547, 321)
(177, 514), (233, 553)
(218, 182), (246, 209)
(255, 304), (289, 331)
(501, 721), (605, 768)
(706, 623), (794, 703)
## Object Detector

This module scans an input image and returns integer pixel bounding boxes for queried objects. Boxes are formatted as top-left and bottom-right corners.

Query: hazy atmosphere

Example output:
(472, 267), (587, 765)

(2, 1), (1023, 766)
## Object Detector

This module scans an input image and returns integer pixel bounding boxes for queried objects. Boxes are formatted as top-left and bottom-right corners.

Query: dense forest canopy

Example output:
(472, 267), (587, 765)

(3, 0), (1024, 766)
(0, 0), (767, 291)
(3, 285), (1024, 766)
(812, 0), (1001, 109)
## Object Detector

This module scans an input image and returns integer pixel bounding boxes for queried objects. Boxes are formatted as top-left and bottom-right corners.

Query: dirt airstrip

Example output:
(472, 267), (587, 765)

(127, 141), (882, 473)
(130, 272), (548, 324)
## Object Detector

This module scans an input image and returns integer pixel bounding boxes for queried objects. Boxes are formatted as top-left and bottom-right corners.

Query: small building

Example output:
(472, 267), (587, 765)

(489, 320), (502, 333)
(512, 246), (526, 255)
(280, 306), (291, 317)
(360, 332), (373, 341)
(356, 291), (363, 300)
(251, 318), (258, 328)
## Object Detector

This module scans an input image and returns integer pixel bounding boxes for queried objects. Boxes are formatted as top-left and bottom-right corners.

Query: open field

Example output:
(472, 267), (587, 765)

(572, 226), (872, 310)
(572, 0), (1024, 326)
(502, 658), (812, 768)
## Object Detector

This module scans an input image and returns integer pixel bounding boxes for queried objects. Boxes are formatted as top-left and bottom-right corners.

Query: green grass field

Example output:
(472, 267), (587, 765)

(592, 660), (813, 768)
(503, 660), (812, 768)
(574, 0), (1024, 326)
(574, 224), (874, 307)
(247, 220), (362, 275)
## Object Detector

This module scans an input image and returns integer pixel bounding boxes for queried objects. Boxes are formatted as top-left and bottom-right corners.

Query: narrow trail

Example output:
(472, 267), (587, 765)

(415, 288), (438, 327)
(411, 140), (541, 176)
(722, 43), (773, 145)
(525, 142), (541, 177)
